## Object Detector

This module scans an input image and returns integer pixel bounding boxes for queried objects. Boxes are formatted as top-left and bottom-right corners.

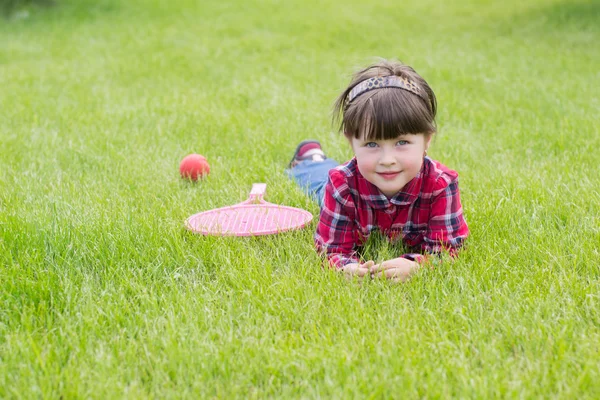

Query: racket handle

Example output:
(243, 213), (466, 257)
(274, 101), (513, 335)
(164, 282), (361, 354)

(249, 183), (267, 203)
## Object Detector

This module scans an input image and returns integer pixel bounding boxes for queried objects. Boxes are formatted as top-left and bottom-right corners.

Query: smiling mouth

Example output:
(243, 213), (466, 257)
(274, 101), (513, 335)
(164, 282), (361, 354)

(377, 172), (400, 180)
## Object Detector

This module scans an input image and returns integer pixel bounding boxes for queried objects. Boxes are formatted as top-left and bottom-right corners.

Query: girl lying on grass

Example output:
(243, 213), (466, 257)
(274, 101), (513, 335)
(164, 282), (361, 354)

(286, 59), (469, 281)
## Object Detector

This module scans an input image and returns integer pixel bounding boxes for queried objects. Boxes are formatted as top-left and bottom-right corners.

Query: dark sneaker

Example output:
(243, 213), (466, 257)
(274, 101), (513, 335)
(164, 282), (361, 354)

(288, 140), (326, 168)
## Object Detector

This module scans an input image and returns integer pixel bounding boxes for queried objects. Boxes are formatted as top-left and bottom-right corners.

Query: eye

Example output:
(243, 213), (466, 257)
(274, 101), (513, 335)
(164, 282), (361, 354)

(396, 140), (409, 146)
(365, 142), (378, 148)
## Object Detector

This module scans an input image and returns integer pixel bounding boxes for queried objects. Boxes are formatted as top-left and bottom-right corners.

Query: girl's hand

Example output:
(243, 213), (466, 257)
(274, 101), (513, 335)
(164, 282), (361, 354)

(341, 260), (375, 279)
(369, 257), (420, 282)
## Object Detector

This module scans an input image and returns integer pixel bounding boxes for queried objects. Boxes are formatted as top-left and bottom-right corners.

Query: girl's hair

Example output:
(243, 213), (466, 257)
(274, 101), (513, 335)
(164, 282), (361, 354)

(333, 59), (437, 140)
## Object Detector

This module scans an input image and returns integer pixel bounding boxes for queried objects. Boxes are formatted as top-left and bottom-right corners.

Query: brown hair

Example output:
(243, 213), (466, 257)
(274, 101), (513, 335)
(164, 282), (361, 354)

(333, 59), (437, 140)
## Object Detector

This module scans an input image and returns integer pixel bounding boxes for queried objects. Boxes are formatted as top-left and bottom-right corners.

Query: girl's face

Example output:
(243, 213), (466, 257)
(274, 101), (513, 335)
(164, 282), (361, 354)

(350, 133), (432, 198)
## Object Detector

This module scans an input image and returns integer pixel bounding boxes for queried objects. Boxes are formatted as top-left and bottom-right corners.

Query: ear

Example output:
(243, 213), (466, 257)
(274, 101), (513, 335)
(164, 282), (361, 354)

(424, 133), (434, 151)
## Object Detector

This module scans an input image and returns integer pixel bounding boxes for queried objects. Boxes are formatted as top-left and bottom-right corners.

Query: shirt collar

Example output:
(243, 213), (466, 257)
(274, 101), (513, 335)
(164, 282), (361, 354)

(352, 157), (425, 210)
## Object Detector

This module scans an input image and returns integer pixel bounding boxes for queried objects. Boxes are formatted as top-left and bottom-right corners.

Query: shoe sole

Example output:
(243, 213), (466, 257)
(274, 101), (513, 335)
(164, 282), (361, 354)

(288, 139), (321, 168)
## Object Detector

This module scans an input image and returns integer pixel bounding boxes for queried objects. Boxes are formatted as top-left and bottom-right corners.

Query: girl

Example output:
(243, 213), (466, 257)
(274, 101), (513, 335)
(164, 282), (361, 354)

(287, 59), (469, 281)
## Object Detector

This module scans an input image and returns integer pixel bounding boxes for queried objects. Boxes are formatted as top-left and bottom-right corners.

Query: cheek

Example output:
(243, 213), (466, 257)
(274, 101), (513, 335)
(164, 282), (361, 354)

(399, 152), (424, 170)
(407, 156), (424, 172)
(355, 153), (377, 171)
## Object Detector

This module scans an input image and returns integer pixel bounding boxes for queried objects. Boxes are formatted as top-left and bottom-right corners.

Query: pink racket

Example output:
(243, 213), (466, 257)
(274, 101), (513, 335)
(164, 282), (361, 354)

(185, 183), (313, 236)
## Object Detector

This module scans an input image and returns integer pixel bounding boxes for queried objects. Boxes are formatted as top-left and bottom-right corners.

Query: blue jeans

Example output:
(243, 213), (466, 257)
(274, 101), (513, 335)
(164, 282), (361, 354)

(286, 159), (339, 207)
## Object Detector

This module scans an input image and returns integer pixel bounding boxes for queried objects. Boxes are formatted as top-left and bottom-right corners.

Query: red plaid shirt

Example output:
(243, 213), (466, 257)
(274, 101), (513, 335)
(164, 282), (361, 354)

(315, 157), (469, 268)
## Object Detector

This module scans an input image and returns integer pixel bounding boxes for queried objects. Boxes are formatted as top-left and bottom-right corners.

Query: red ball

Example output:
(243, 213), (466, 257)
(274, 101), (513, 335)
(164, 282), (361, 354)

(179, 154), (210, 181)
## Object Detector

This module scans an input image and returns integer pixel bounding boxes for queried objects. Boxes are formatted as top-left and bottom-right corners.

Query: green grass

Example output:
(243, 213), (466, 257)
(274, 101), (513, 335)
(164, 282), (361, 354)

(1, 0), (599, 397)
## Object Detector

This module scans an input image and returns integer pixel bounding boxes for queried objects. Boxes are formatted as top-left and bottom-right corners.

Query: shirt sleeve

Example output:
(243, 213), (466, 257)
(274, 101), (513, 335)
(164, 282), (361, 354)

(314, 173), (360, 268)
(422, 177), (469, 256)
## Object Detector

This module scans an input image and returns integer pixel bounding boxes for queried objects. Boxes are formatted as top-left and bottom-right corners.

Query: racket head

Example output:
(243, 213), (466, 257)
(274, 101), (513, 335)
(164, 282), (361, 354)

(186, 202), (313, 236)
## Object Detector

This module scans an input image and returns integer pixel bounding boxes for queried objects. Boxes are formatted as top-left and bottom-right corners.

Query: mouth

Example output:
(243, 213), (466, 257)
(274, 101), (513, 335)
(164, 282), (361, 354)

(377, 172), (400, 180)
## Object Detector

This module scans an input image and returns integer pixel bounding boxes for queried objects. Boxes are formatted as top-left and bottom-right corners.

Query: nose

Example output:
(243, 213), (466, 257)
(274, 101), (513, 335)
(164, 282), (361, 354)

(379, 147), (397, 166)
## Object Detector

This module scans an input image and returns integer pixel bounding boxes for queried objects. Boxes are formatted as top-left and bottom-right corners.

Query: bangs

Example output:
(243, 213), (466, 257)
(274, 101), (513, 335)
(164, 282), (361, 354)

(343, 89), (436, 140)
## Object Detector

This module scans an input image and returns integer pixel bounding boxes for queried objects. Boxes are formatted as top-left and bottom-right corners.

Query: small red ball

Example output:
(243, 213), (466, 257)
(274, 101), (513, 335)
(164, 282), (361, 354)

(179, 154), (210, 181)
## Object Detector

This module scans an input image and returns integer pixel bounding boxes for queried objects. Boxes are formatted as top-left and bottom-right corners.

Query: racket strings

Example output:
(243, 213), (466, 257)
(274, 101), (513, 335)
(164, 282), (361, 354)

(187, 204), (312, 236)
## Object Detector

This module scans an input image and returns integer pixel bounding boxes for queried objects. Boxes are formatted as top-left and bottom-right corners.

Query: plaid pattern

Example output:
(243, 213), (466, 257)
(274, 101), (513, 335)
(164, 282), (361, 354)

(315, 157), (469, 268)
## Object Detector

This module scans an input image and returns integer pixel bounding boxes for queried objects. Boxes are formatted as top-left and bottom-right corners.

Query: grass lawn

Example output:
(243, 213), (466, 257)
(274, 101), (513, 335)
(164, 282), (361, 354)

(1, 0), (599, 397)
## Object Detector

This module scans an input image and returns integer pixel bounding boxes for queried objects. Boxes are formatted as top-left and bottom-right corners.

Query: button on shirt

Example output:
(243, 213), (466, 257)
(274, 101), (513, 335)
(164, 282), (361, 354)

(315, 157), (469, 268)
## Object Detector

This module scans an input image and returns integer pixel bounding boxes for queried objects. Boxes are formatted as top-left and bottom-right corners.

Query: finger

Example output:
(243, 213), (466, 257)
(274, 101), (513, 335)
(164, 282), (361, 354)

(378, 258), (420, 272)
(369, 263), (380, 273)
(373, 268), (412, 280)
(376, 262), (398, 271)
(370, 262), (397, 272)
(355, 267), (371, 277)
(385, 268), (410, 280)
(360, 260), (375, 269)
